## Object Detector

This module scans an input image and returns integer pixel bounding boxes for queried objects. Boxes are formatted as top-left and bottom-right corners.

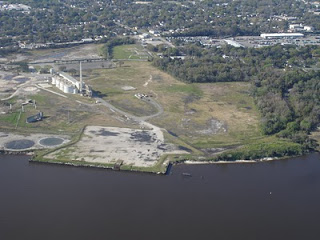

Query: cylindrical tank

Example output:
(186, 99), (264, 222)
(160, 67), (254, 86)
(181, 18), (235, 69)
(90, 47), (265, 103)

(63, 84), (74, 94)
(63, 84), (68, 93)
(59, 81), (65, 91)
(55, 78), (60, 87)
(73, 87), (78, 94)
(52, 76), (56, 85)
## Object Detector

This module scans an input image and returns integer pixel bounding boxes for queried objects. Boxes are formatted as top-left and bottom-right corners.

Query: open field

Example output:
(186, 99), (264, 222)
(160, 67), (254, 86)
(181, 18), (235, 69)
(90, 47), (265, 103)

(86, 61), (262, 154)
(112, 44), (150, 60)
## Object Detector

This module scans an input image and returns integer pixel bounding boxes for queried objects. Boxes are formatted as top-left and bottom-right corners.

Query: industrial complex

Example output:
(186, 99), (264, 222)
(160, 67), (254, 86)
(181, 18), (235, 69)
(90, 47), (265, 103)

(50, 62), (92, 97)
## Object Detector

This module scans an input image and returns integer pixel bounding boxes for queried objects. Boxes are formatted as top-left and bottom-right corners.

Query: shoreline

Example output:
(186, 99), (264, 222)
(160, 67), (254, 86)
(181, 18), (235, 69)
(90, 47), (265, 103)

(183, 157), (279, 165)
(179, 155), (311, 165)
(29, 158), (167, 175)
(1, 148), (315, 175)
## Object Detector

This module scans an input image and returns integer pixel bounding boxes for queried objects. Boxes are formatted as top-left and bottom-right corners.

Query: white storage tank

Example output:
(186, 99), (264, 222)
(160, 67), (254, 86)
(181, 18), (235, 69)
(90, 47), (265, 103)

(52, 76), (56, 85)
(63, 84), (69, 93)
(55, 78), (60, 87)
(63, 84), (75, 94)
(59, 81), (65, 91)
(73, 87), (78, 94)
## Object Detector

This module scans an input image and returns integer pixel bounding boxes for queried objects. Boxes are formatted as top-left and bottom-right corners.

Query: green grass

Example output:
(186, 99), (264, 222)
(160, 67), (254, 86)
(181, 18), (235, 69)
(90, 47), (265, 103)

(112, 44), (149, 60)
(0, 112), (20, 125)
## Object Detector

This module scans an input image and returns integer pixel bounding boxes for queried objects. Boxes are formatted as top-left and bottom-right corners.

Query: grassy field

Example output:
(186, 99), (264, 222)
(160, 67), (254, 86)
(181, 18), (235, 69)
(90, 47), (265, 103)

(86, 61), (263, 152)
(0, 87), (130, 136)
(112, 44), (150, 60)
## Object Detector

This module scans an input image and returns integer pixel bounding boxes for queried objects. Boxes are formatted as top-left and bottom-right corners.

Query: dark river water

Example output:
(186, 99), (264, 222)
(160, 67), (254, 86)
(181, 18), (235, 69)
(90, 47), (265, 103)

(1, 153), (320, 240)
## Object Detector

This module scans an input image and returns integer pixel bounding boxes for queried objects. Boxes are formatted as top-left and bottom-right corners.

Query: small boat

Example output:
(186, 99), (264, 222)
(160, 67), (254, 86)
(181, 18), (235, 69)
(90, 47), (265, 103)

(182, 172), (192, 177)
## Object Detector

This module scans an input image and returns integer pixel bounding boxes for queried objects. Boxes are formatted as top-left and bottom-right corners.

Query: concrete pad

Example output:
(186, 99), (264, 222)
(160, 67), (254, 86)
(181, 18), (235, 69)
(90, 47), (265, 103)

(46, 126), (188, 167)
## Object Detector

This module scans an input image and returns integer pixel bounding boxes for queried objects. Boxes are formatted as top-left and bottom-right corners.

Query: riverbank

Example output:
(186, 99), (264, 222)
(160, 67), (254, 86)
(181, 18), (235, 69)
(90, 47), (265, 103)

(184, 157), (280, 165)
(3, 142), (315, 175)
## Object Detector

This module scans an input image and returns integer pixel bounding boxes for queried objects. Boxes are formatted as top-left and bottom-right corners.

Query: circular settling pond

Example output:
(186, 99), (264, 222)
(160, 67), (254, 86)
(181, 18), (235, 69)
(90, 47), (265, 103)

(5, 140), (35, 150)
(39, 137), (64, 147)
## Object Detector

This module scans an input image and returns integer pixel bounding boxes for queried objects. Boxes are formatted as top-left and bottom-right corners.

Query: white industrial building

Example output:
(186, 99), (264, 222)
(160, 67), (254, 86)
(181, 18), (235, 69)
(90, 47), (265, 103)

(51, 71), (80, 94)
(260, 33), (304, 39)
(289, 24), (304, 31)
(289, 24), (314, 32)
(50, 63), (92, 97)
(303, 26), (314, 32)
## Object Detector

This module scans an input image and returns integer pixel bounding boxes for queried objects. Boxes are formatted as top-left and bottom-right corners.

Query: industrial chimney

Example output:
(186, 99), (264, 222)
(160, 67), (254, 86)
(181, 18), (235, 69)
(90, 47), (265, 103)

(79, 61), (83, 93)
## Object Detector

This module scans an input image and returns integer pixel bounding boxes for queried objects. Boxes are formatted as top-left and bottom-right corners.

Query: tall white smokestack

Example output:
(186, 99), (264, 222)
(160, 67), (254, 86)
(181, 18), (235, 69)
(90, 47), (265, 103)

(80, 61), (83, 93)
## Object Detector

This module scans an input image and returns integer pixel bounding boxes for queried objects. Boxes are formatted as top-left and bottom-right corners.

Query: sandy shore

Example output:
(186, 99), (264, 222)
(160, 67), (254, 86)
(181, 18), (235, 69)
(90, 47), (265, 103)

(184, 157), (279, 165)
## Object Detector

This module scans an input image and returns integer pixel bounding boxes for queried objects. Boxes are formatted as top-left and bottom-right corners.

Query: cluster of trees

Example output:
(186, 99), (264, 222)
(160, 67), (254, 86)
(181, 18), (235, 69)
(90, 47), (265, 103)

(152, 44), (320, 83)
(152, 44), (320, 150)
(153, 56), (246, 83)
(255, 70), (320, 149)
(211, 140), (305, 161)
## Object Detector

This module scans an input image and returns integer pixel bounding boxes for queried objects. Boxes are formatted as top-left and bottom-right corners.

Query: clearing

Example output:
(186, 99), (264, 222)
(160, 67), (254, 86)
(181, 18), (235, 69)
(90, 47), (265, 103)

(112, 44), (150, 60)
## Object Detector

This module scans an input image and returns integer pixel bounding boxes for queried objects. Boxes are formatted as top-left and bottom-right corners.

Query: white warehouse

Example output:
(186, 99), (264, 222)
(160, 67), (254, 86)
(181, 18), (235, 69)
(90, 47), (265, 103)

(260, 33), (304, 39)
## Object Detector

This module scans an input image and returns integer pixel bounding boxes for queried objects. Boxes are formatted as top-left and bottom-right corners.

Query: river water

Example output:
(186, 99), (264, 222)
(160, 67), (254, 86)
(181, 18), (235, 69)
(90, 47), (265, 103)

(0, 153), (320, 240)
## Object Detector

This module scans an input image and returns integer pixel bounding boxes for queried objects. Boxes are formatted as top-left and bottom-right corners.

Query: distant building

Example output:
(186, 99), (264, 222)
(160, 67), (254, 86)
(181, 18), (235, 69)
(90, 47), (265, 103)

(260, 33), (304, 39)
(0, 3), (31, 11)
(224, 39), (244, 47)
(304, 26), (314, 32)
(139, 33), (150, 39)
(149, 29), (161, 35)
(289, 24), (304, 31)
(289, 24), (314, 32)
(81, 38), (94, 43)
(169, 56), (186, 60)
